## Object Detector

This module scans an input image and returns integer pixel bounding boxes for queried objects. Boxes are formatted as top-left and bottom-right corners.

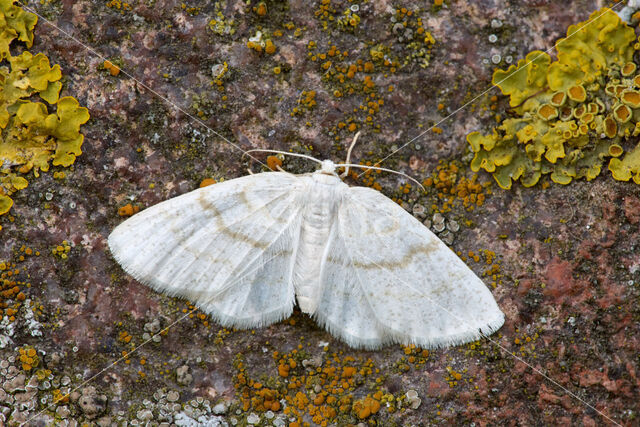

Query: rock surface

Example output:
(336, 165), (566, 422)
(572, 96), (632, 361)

(1, 0), (638, 425)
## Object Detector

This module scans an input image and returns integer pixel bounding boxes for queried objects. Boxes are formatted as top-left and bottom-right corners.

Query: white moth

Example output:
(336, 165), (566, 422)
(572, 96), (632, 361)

(108, 154), (504, 349)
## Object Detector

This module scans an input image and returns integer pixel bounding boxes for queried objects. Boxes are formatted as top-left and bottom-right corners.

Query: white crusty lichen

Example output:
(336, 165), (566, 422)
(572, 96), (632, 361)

(617, 0), (640, 23)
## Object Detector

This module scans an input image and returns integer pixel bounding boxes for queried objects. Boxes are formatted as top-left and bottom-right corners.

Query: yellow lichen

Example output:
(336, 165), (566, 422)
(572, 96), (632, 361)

(491, 51), (550, 107)
(0, 0), (90, 219)
(468, 8), (640, 188)
(117, 203), (140, 217)
(103, 59), (120, 76)
(230, 343), (422, 425)
(0, 0), (37, 59)
(566, 85), (586, 102)
(266, 155), (283, 171)
(609, 143), (640, 183)
(537, 104), (558, 121)
(421, 160), (490, 213)
(199, 177), (217, 188)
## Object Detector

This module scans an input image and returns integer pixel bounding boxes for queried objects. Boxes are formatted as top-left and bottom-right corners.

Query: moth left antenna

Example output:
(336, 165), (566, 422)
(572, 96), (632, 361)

(243, 149), (323, 165)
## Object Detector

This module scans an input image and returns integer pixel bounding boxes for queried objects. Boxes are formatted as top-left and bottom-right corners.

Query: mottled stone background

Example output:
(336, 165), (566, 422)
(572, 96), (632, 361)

(1, 0), (639, 425)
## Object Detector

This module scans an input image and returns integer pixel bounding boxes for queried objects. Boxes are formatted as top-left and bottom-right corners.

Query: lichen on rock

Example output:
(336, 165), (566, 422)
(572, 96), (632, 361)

(0, 0), (89, 221)
(467, 8), (640, 189)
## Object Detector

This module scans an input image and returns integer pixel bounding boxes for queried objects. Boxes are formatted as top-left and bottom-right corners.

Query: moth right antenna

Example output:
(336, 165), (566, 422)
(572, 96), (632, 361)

(335, 163), (425, 192)
(340, 131), (361, 178)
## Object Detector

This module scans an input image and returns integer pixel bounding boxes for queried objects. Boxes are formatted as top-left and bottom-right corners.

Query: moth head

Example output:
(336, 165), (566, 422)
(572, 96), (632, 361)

(320, 159), (337, 175)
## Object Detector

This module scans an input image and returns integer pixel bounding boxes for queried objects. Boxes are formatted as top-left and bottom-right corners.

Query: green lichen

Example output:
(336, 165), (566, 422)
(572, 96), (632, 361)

(0, 0), (89, 219)
(467, 8), (640, 189)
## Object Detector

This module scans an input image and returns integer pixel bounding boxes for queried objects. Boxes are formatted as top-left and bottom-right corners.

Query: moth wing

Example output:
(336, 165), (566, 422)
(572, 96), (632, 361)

(314, 186), (504, 349)
(108, 172), (303, 328)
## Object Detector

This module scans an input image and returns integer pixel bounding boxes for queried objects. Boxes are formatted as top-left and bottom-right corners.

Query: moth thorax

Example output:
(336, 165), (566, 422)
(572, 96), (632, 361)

(320, 159), (336, 174)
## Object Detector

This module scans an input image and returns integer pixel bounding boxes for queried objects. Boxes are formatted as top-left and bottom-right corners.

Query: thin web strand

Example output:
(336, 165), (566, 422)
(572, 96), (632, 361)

(17, 2), (268, 170)
(360, 2), (626, 176)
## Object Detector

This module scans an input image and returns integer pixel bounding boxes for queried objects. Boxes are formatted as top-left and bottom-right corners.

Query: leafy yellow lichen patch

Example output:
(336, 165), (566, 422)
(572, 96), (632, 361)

(0, 192), (11, 214)
(609, 143), (640, 184)
(468, 8), (640, 188)
(0, 0), (37, 59)
(0, 0), (90, 219)
(491, 51), (550, 108)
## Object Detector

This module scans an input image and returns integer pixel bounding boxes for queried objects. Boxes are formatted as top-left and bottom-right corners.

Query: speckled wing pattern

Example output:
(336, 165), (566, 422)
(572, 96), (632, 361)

(313, 186), (504, 349)
(108, 172), (303, 328)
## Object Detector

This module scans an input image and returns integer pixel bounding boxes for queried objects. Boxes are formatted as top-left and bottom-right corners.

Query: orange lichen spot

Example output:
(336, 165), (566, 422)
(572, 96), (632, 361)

(247, 40), (262, 52)
(609, 144), (624, 157)
(278, 363), (290, 377)
(342, 366), (356, 378)
(432, 126), (443, 134)
(265, 39), (276, 55)
(118, 331), (133, 343)
(254, 2), (267, 16)
(199, 178), (217, 188)
(567, 85), (586, 102)
(581, 112), (594, 124)
(117, 203), (140, 217)
(621, 62), (636, 76)
(614, 103), (632, 123)
(18, 346), (39, 371)
(604, 116), (618, 138)
(352, 395), (381, 419)
(621, 89), (640, 108)
(52, 389), (70, 404)
(537, 104), (558, 121)
(550, 91), (566, 107)
(103, 60), (120, 76)
(263, 155), (283, 171)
